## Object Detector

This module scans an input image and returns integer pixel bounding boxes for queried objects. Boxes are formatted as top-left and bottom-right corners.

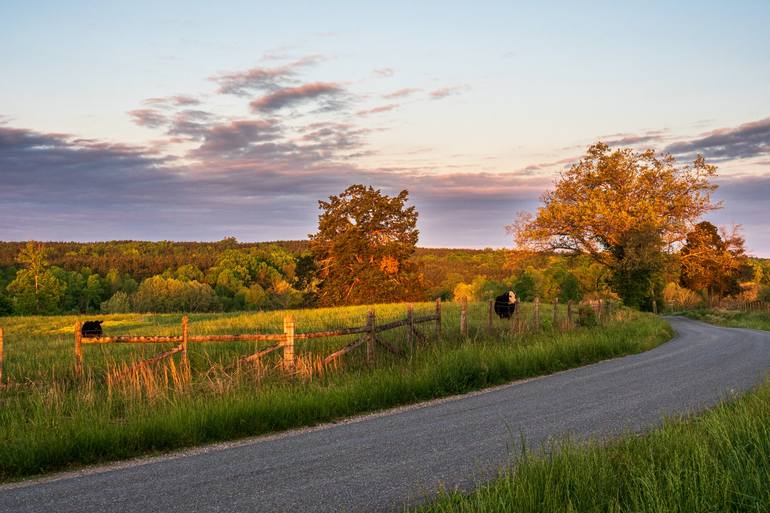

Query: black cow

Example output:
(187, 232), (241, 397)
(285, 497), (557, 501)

(494, 291), (517, 319)
(81, 320), (103, 338)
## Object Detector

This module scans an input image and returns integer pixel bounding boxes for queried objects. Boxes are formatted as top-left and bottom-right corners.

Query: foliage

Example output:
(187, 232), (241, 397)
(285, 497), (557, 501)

(310, 185), (423, 305)
(101, 291), (132, 314)
(5, 242), (65, 315)
(576, 304), (598, 327)
(663, 282), (702, 310)
(511, 143), (718, 307)
(680, 221), (746, 299)
(131, 276), (218, 313)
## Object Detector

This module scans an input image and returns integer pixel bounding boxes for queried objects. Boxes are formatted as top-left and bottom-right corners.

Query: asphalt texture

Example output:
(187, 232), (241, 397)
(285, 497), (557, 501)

(2, 317), (770, 513)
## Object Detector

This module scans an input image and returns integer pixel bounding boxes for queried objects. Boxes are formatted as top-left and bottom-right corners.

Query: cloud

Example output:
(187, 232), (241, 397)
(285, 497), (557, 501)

(373, 67), (394, 77)
(383, 88), (420, 99)
(212, 55), (323, 95)
(429, 86), (467, 100)
(128, 109), (168, 129)
(143, 95), (201, 108)
(249, 82), (344, 112)
(665, 117), (770, 160)
(356, 104), (399, 116)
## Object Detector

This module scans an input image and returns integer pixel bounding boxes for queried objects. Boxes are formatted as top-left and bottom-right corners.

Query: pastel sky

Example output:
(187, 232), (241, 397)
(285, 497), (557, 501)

(2, 1), (770, 254)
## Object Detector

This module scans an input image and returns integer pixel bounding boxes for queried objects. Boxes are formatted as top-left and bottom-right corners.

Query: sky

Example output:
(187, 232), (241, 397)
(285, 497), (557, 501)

(2, 1), (770, 254)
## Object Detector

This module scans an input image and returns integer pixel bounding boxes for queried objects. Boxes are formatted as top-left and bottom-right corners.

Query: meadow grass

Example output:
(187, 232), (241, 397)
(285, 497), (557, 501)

(680, 307), (770, 332)
(0, 303), (669, 481)
(412, 381), (770, 513)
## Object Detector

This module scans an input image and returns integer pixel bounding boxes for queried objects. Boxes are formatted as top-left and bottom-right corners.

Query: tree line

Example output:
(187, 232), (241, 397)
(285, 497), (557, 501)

(1, 143), (768, 316)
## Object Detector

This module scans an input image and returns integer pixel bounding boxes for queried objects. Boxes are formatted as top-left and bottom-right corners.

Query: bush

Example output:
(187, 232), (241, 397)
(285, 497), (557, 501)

(577, 304), (598, 327)
(101, 291), (131, 313)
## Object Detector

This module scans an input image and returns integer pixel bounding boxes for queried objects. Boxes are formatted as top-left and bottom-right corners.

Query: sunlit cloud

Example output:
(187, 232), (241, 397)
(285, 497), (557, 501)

(249, 82), (345, 111)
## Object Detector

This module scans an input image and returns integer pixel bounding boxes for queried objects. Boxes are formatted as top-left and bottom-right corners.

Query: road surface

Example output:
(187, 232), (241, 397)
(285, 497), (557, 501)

(2, 317), (770, 513)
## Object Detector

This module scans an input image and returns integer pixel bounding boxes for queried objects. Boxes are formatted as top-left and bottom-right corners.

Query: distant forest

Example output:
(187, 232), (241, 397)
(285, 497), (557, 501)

(1, 238), (768, 316)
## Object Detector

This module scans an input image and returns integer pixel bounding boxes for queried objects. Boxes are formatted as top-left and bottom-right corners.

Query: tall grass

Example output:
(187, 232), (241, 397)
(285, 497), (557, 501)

(413, 381), (770, 513)
(681, 308), (770, 332)
(0, 304), (669, 481)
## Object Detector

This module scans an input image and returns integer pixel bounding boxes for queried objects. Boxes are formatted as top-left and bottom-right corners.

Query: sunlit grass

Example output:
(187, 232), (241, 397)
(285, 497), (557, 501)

(0, 303), (668, 481)
(412, 381), (770, 513)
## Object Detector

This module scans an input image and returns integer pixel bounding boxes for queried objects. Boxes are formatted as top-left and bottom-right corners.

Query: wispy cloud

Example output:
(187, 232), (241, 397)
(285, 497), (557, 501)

(383, 88), (420, 99)
(429, 85), (467, 100)
(356, 104), (399, 116)
(212, 55), (323, 96)
(249, 82), (345, 111)
(373, 67), (394, 77)
(143, 95), (201, 108)
(665, 117), (770, 160)
(128, 109), (168, 129)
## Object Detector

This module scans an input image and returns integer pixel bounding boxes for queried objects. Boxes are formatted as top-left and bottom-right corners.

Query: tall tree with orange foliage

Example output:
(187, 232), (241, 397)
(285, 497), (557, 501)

(510, 143), (719, 308)
(310, 185), (423, 306)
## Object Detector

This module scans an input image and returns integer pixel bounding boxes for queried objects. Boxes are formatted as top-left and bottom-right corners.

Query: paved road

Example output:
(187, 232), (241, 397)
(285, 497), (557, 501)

(2, 317), (770, 513)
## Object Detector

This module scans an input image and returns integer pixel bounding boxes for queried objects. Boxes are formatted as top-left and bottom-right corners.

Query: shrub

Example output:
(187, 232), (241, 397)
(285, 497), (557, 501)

(577, 304), (598, 327)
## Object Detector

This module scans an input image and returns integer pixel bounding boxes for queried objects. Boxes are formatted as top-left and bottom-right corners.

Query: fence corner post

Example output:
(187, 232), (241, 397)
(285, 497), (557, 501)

(283, 314), (295, 372)
(74, 321), (83, 377)
(435, 298), (442, 341)
(366, 310), (375, 364)
(181, 315), (189, 367)
(533, 296), (541, 330)
(407, 304), (414, 353)
(552, 298), (559, 329)
(487, 299), (494, 335)
(460, 297), (468, 337)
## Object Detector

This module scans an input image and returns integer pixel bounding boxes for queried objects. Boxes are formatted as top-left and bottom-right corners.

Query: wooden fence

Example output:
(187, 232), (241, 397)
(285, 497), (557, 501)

(739, 300), (769, 312)
(0, 297), (617, 383)
(74, 299), (444, 377)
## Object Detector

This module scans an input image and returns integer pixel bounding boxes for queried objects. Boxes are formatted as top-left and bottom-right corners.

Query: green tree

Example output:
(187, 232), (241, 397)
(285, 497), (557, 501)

(511, 143), (718, 308)
(6, 242), (64, 314)
(310, 185), (423, 306)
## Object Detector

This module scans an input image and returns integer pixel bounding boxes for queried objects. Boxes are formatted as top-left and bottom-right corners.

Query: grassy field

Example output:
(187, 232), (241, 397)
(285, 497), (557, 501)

(413, 380), (770, 513)
(0, 302), (670, 481)
(681, 308), (770, 332)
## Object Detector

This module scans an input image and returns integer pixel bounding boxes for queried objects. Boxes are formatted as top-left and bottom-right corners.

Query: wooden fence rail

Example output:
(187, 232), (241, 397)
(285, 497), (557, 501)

(74, 301), (444, 377)
(0, 297), (621, 383)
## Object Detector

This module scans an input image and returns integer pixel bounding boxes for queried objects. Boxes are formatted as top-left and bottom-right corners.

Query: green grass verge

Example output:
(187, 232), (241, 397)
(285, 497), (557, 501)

(413, 380), (770, 513)
(680, 308), (770, 332)
(0, 310), (670, 482)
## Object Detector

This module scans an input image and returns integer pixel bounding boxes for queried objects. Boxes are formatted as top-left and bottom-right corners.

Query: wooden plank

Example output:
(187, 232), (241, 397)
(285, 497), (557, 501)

(366, 310), (375, 364)
(460, 297), (468, 336)
(74, 321), (83, 376)
(112, 344), (184, 379)
(81, 335), (183, 344)
(407, 304), (414, 353)
(323, 337), (366, 365)
(435, 298), (442, 341)
(240, 343), (282, 364)
(283, 315), (295, 371)
(295, 326), (369, 339)
(375, 335), (402, 355)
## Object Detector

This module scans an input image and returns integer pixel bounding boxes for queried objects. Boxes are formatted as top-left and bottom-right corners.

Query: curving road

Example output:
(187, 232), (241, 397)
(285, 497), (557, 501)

(2, 317), (770, 513)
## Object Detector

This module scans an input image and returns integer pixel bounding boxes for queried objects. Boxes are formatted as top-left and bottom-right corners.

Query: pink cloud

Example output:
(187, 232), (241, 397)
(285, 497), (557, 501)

(249, 82), (344, 111)
(383, 88), (420, 99)
(356, 104), (399, 116)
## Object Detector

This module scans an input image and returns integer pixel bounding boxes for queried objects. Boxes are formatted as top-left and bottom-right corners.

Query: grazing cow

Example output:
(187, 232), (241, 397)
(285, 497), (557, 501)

(81, 320), (103, 338)
(494, 291), (517, 319)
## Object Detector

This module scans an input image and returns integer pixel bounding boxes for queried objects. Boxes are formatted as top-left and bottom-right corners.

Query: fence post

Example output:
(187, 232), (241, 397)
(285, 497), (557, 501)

(435, 298), (442, 341)
(533, 296), (540, 330)
(366, 310), (376, 364)
(283, 314), (295, 372)
(567, 300), (573, 328)
(552, 298), (558, 328)
(487, 300), (494, 335)
(181, 315), (189, 368)
(513, 301), (521, 334)
(0, 326), (4, 385)
(74, 321), (83, 377)
(460, 297), (468, 337)
(407, 304), (414, 353)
